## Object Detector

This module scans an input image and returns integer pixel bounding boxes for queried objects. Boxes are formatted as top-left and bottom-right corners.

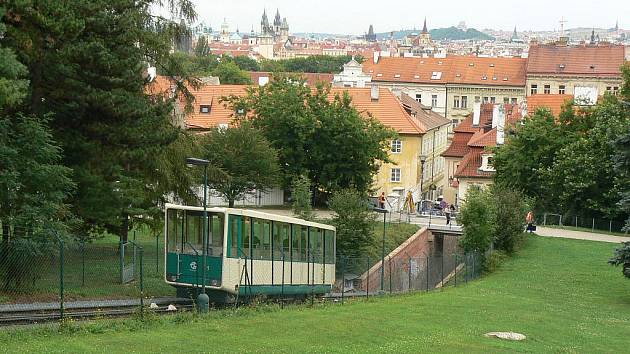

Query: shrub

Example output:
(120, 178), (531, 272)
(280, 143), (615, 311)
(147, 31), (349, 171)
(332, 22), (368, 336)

(458, 187), (495, 254)
(490, 185), (532, 254)
(484, 250), (508, 274)
(608, 241), (630, 279)
(329, 189), (375, 258)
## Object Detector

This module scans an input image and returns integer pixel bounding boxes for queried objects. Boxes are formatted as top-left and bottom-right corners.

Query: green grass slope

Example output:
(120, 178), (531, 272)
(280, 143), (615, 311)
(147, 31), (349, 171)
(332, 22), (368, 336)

(2, 235), (629, 353)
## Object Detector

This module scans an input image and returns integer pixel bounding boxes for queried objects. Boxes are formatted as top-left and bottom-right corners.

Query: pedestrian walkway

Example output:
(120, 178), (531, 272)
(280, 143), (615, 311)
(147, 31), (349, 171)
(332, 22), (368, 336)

(535, 227), (630, 244)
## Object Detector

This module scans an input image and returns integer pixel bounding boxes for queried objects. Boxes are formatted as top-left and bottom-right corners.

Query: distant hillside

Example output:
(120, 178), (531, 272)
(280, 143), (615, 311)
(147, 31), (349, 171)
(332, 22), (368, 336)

(430, 27), (494, 40)
(375, 27), (494, 41)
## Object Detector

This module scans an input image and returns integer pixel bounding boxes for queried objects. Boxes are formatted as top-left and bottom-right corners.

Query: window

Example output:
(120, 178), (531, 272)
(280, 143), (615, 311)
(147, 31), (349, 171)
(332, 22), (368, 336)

(431, 95), (438, 107)
(461, 96), (468, 109)
(490, 97), (496, 104)
(511, 97), (517, 104)
(415, 93), (422, 102)
(431, 72), (442, 80)
(606, 86), (612, 92)
(324, 230), (335, 264)
(453, 96), (460, 108)
(559, 85), (566, 94)
(474, 96), (480, 103)
(309, 228), (323, 263)
(544, 85), (551, 94)
(272, 222), (290, 260)
(531, 84), (538, 95)
(391, 139), (402, 153)
(503, 97), (510, 104)
(252, 218), (271, 260)
(391, 168), (401, 182)
(482, 96), (489, 103)
(613, 86), (619, 95)
(200, 105), (211, 113)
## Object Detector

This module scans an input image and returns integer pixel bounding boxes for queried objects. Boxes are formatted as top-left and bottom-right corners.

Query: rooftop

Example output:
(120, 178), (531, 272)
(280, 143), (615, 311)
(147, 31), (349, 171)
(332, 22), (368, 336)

(527, 44), (625, 77)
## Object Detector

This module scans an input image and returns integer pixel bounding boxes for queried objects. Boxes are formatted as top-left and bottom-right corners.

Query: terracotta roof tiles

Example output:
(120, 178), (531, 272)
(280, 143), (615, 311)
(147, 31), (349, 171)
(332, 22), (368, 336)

(527, 44), (625, 77)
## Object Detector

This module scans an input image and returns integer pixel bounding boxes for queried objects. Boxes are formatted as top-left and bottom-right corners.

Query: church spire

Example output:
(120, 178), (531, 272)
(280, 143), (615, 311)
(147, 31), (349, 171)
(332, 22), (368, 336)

(590, 28), (596, 45)
(422, 18), (428, 34)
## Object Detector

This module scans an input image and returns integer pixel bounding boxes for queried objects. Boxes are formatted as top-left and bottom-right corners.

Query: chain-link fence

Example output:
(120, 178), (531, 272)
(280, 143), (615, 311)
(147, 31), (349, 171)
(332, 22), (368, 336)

(537, 213), (628, 234)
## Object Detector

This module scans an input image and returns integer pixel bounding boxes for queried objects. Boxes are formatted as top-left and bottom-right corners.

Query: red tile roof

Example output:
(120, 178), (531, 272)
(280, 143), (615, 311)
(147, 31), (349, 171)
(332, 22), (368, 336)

(454, 147), (494, 178)
(527, 44), (625, 77)
(527, 94), (574, 117)
(449, 56), (527, 86)
(399, 93), (451, 130)
(442, 132), (474, 158)
(329, 88), (426, 134)
(361, 56), (527, 86)
(183, 85), (423, 134)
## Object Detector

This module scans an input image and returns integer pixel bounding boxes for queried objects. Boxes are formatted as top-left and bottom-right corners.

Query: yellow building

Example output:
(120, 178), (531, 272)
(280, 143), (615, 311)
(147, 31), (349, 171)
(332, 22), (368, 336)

(331, 87), (450, 211)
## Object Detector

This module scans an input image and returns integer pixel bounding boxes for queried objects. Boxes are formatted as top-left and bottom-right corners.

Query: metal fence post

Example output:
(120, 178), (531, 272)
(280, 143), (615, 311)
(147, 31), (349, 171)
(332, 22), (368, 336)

(543, 213), (547, 226)
(472, 252), (475, 279)
(465, 254), (468, 283)
(609, 220), (613, 233)
(425, 256), (429, 292)
(388, 256), (392, 295)
(341, 256), (345, 304)
(310, 254), (314, 307)
(139, 247), (144, 318)
(119, 240), (124, 283)
(408, 257), (412, 292)
(592, 218), (595, 232)
(281, 254), (285, 309)
(559, 215), (563, 226)
(58, 234), (64, 321)
(156, 233), (159, 274)
(454, 255), (457, 287)
(365, 256), (370, 300)
(575, 216), (578, 228)
(81, 240), (85, 287)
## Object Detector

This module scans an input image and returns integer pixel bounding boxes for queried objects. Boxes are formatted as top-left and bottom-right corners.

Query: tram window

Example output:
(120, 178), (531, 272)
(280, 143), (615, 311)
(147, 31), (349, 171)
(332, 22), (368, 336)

(253, 219), (271, 260)
(252, 219), (262, 259)
(228, 215), (239, 258)
(166, 209), (183, 253)
(185, 211), (203, 254)
(242, 217), (251, 258)
(291, 225), (302, 262)
(300, 226), (308, 262)
(208, 214), (224, 257)
(309, 228), (322, 263)
(324, 230), (335, 264)
(272, 222), (282, 259)
(281, 224), (290, 258)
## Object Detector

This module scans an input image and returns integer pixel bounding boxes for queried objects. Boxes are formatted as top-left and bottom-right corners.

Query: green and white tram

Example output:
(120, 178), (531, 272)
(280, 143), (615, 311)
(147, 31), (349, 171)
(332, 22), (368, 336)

(164, 203), (336, 303)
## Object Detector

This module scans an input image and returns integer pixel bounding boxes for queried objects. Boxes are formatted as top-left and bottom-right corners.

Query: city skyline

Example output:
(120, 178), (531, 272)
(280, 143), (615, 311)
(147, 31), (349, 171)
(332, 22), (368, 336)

(190, 0), (627, 35)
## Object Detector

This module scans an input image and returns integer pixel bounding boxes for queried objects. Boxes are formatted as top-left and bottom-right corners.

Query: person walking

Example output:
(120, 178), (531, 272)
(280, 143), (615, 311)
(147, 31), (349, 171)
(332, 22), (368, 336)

(526, 211), (534, 233)
(445, 204), (452, 225)
(378, 192), (386, 209)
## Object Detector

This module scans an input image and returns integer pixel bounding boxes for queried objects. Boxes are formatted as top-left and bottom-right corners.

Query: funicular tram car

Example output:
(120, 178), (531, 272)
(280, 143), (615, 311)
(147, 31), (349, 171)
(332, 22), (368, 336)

(164, 203), (336, 303)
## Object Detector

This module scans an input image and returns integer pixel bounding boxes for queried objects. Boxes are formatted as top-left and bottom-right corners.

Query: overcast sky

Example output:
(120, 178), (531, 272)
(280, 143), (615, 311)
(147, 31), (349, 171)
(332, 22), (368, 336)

(187, 0), (626, 35)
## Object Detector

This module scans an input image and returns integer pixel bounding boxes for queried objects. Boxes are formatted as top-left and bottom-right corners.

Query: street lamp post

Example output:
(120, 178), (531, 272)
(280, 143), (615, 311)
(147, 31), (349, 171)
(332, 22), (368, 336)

(419, 155), (427, 214)
(373, 207), (388, 292)
(186, 157), (210, 314)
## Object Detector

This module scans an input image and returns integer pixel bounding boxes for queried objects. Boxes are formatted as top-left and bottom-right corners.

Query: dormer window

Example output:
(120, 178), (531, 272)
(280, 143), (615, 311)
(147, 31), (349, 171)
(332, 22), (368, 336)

(480, 154), (495, 172)
(200, 104), (211, 113)
(431, 72), (442, 80)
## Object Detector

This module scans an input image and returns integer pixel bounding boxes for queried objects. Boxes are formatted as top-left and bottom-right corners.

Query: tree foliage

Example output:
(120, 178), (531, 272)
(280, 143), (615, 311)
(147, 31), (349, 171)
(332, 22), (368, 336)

(494, 84), (630, 222)
(490, 185), (531, 254)
(458, 187), (495, 253)
(2, 0), (199, 241)
(226, 76), (395, 198)
(329, 189), (374, 258)
(608, 241), (630, 279)
(260, 55), (363, 73)
(291, 175), (314, 220)
(200, 122), (280, 207)
(194, 35), (210, 57)
(211, 61), (252, 84)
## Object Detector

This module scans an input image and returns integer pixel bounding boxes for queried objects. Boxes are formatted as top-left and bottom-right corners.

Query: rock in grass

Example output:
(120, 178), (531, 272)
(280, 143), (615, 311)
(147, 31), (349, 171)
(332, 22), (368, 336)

(484, 332), (526, 341)
(149, 303), (159, 309)
(167, 304), (177, 311)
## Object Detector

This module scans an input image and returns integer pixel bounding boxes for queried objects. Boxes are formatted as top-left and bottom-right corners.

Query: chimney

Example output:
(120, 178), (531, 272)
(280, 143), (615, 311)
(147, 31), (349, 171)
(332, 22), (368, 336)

(496, 105), (506, 145)
(472, 101), (481, 126)
(373, 51), (380, 64)
(491, 104), (500, 128)
(371, 85), (379, 101)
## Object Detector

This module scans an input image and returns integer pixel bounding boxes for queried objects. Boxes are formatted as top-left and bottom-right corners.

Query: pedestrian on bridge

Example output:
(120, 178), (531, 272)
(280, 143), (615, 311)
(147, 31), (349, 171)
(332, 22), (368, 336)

(445, 204), (452, 225)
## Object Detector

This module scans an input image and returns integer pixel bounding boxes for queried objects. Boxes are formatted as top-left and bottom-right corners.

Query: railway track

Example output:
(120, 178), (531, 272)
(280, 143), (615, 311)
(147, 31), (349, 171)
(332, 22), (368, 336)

(0, 298), (194, 327)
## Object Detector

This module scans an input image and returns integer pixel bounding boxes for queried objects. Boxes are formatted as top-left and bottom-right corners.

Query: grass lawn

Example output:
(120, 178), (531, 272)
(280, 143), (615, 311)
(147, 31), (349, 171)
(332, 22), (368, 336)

(2, 234), (629, 353)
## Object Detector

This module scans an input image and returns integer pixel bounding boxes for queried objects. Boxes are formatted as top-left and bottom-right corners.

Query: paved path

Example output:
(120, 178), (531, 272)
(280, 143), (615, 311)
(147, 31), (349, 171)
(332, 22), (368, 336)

(535, 226), (630, 243)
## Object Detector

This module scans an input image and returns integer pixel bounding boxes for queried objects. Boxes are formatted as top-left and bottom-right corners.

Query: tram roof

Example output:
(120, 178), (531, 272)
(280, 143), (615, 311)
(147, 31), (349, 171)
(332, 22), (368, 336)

(164, 203), (336, 231)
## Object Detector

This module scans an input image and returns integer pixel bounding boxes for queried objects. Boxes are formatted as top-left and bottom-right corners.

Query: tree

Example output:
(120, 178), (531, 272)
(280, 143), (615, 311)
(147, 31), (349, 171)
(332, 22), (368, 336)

(260, 55), (362, 74)
(200, 122), (280, 207)
(458, 187), (494, 254)
(226, 76), (395, 198)
(613, 65), (630, 230)
(608, 242), (630, 279)
(2, 0), (198, 241)
(291, 175), (314, 220)
(212, 61), (252, 84)
(329, 189), (374, 258)
(0, 7), (75, 242)
(231, 55), (260, 72)
(194, 35), (210, 57)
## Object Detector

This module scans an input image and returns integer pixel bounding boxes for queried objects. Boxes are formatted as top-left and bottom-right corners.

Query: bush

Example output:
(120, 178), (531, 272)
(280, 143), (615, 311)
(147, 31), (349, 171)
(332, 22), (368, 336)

(458, 187), (495, 253)
(608, 241), (630, 279)
(329, 189), (375, 258)
(291, 175), (314, 221)
(490, 185), (531, 254)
